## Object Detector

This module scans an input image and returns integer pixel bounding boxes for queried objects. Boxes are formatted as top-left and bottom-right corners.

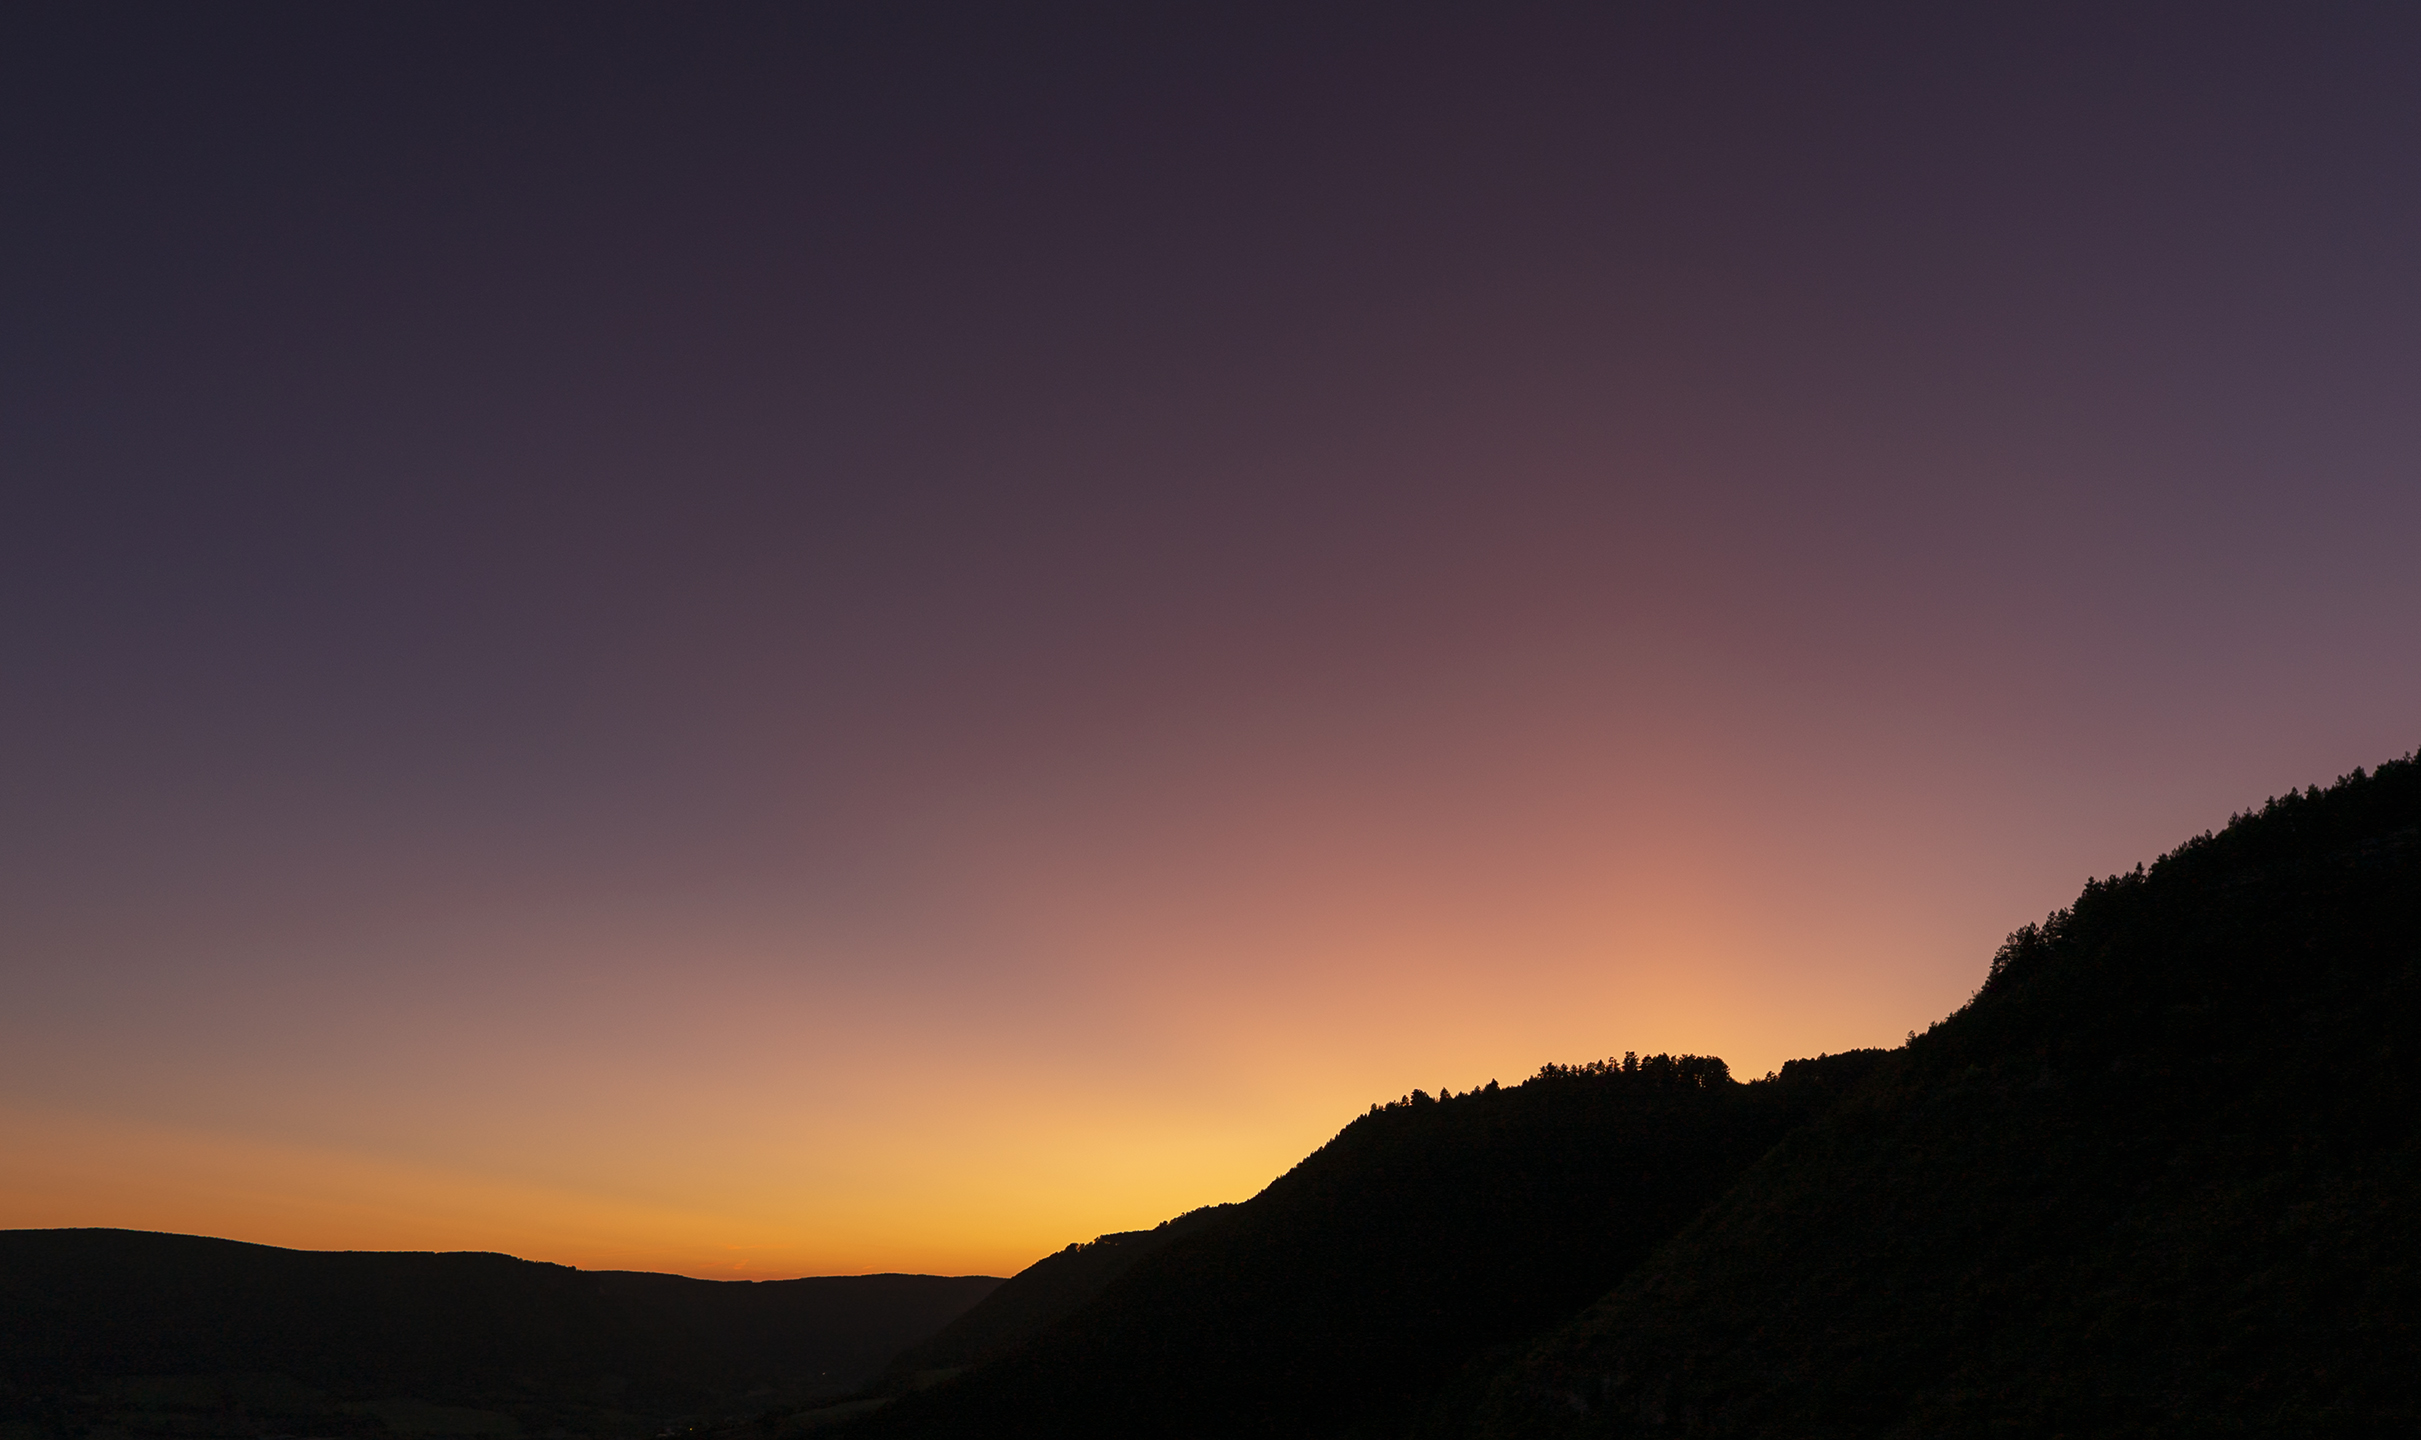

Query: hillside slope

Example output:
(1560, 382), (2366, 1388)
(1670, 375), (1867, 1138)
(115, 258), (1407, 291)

(874, 1203), (1240, 1390)
(0, 1230), (998, 1437)
(1461, 757), (2421, 1437)
(846, 1050), (1888, 1440)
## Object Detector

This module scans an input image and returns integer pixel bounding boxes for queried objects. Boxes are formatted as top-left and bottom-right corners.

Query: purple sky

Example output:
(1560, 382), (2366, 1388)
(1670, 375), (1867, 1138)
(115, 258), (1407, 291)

(4, 3), (2417, 1276)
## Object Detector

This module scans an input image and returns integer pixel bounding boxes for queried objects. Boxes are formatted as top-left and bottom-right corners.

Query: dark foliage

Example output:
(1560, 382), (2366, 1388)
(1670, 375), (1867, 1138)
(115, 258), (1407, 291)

(842, 1050), (1887, 1440)
(0, 1230), (998, 1438)
(1462, 754), (2421, 1437)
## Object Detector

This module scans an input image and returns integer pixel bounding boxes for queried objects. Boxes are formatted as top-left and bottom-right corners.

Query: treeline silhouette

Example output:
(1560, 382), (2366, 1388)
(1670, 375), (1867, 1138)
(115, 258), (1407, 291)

(0, 1231), (997, 1438)
(842, 1048), (1887, 1440)
(1525, 1052), (1734, 1089)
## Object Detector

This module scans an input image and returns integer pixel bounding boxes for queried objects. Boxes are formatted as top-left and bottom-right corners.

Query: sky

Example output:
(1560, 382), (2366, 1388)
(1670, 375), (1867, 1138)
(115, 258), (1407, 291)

(3, 2), (2418, 1280)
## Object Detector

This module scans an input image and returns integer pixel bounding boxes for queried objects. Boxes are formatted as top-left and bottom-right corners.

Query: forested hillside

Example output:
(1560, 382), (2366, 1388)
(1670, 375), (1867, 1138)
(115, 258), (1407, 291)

(835, 754), (2419, 1440)
(846, 1050), (1888, 1439)
(1458, 758), (2421, 1436)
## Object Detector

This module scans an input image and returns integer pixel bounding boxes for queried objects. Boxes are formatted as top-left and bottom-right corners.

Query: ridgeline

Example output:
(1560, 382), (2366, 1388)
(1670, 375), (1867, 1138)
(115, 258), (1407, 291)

(848, 1050), (1885, 1440)
(0, 1231), (997, 1438)
(840, 753), (2418, 1438)
(1458, 757), (2421, 1436)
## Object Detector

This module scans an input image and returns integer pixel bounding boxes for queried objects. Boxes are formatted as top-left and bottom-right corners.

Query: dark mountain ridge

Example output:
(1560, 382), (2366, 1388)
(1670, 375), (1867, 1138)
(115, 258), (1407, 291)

(1460, 757), (2421, 1436)
(846, 1050), (1890, 1440)
(840, 752), (2421, 1439)
(0, 1229), (998, 1437)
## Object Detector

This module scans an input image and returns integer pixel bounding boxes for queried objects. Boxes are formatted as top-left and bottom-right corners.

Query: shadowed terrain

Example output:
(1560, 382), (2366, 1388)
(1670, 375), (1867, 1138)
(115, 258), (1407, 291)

(0, 1230), (997, 1438)
(871, 1203), (1241, 1392)
(1457, 759), (2421, 1437)
(831, 754), (2419, 1439)
(844, 1051), (1887, 1440)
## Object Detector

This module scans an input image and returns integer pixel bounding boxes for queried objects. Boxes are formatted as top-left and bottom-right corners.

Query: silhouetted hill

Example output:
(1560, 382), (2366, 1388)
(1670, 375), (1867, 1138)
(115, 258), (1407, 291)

(0, 1230), (998, 1438)
(874, 1204), (1241, 1390)
(1459, 757), (2421, 1436)
(844, 1049), (1889, 1440)
(829, 753), (2420, 1439)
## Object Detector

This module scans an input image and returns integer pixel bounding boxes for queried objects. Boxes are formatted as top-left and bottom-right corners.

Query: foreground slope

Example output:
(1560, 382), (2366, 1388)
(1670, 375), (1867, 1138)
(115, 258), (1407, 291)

(848, 1051), (1886, 1440)
(0, 1230), (998, 1437)
(873, 1203), (1239, 1391)
(1464, 757), (2421, 1437)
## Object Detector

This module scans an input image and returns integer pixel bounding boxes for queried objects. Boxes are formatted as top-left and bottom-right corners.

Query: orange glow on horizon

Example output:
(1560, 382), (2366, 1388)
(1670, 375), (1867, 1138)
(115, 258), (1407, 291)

(8, 6), (2418, 1287)
(10, 683), (2406, 1276)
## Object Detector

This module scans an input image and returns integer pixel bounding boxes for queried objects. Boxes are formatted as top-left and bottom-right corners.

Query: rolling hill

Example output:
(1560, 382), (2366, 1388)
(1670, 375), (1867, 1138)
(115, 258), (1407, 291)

(872, 1202), (1241, 1392)
(0, 1230), (998, 1438)
(844, 1050), (1888, 1439)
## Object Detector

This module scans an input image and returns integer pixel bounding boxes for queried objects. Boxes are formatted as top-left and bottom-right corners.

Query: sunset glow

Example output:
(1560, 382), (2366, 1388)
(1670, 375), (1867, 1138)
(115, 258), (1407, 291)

(4, 5), (2417, 1278)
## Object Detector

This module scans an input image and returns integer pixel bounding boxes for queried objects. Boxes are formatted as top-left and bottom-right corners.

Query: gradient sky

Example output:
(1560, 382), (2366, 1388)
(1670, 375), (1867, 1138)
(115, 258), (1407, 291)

(5, 3), (2418, 1279)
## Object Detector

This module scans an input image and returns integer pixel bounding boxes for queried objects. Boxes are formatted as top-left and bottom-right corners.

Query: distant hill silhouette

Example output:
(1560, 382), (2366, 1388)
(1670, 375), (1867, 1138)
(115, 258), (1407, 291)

(0, 1230), (998, 1438)
(833, 752), (2419, 1439)
(843, 1050), (1889, 1440)
(1457, 758), (2421, 1436)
